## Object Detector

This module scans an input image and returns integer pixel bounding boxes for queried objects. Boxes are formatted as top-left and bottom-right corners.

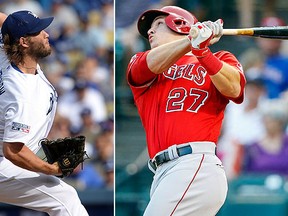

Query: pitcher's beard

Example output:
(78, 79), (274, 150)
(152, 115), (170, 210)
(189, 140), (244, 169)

(27, 41), (52, 60)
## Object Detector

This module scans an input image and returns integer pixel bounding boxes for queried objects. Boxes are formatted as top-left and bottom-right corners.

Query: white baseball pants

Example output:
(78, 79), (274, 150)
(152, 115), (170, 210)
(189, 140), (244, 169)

(144, 153), (228, 216)
(0, 157), (88, 216)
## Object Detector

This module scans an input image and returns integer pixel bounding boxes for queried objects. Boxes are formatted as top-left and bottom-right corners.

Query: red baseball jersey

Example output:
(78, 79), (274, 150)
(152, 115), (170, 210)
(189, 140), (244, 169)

(127, 51), (246, 159)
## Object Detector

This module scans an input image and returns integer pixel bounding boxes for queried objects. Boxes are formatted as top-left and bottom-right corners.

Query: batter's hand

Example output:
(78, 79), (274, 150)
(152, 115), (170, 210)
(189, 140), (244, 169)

(190, 22), (214, 49)
(203, 19), (223, 45)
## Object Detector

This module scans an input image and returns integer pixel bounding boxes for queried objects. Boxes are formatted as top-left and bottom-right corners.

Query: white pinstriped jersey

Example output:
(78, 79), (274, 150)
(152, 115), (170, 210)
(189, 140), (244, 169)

(0, 34), (57, 155)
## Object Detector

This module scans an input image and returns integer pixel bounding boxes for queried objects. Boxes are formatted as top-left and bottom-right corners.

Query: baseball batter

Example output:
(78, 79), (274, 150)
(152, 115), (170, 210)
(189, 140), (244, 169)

(127, 6), (246, 216)
(0, 11), (88, 215)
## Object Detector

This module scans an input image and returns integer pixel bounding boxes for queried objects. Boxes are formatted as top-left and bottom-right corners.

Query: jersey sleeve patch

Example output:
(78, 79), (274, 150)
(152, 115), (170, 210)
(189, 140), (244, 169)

(11, 122), (31, 133)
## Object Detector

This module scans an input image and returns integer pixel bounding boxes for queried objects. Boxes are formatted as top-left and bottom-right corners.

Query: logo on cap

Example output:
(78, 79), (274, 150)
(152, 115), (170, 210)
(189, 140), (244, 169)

(28, 11), (38, 18)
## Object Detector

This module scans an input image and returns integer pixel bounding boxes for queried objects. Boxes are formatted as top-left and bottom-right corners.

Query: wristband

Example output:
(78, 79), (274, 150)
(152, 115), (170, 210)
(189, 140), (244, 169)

(191, 47), (210, 58)
(194, 48), (223, 76)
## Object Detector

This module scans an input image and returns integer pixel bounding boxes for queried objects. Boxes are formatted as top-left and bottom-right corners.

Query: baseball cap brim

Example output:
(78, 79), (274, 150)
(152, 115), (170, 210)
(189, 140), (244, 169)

(27, 17), (54, 35)
(137, 10), (169, 39)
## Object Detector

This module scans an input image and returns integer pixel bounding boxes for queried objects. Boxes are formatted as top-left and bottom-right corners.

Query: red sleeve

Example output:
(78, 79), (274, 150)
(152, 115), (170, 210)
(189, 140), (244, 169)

(127, 51), (157, 87)
(215, 51), (246, 104)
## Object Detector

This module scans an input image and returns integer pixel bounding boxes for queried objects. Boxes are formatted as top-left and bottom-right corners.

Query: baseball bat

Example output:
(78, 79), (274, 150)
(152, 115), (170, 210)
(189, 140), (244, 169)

(190, 26), (288, 39)
(223, 26), (288, 39)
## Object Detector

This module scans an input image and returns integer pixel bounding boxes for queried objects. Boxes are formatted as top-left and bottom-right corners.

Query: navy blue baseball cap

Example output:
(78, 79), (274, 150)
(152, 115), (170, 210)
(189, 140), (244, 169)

(1, 10), (53, 42)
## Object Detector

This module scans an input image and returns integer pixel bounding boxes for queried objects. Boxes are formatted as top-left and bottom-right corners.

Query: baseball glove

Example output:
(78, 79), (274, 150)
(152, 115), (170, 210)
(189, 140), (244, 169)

(40, 135), (88, 177)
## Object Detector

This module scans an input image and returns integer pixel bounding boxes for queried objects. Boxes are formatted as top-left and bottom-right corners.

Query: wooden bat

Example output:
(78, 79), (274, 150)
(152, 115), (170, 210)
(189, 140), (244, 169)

(223, 26), (288, 39)
(190, 26), (288, 39)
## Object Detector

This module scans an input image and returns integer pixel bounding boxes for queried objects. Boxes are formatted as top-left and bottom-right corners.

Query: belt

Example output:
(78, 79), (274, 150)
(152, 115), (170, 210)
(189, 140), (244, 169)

(150, 142), (216, 169)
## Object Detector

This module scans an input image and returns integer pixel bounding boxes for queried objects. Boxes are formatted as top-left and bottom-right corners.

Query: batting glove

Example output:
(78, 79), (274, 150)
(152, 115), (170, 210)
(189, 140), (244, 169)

(203, 19), (224, 45)
(189, 22), (214, 57)
(190, 22), (214, 49)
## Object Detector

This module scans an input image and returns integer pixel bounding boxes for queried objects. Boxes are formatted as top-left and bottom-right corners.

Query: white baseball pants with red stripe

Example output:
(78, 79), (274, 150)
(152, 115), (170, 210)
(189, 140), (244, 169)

(144, 153), (227, 216)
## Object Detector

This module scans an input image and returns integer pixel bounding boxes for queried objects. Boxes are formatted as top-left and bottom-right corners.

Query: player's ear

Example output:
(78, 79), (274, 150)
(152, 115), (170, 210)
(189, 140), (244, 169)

(19, 37), (29, 48)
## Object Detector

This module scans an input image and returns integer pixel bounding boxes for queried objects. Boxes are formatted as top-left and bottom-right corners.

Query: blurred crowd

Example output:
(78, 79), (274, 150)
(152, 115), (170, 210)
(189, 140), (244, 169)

(116, 0), (288, 183)
(219, 14), (288, 180)
(0, 0), (114, 190)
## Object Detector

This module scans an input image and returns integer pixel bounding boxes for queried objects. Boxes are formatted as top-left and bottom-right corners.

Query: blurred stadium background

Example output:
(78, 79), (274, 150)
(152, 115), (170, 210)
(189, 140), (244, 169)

(116, 0), (288, 216)
(3, 0), (288, 215)
(0, 0), (113, 215)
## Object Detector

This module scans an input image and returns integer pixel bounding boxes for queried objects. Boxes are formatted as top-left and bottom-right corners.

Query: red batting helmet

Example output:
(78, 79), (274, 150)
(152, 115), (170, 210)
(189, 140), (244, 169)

(137, 6), (198, 39)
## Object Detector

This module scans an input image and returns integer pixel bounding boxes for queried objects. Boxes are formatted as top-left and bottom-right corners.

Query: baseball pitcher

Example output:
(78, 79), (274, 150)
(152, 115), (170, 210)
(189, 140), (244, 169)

(0, 10), (88, 215)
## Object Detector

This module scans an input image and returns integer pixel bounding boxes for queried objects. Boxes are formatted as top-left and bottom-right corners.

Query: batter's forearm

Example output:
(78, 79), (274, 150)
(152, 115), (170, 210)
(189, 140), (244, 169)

(147, 37), (191, 74)
(194, 48), (242, 98)
(210, 62), (242, 98)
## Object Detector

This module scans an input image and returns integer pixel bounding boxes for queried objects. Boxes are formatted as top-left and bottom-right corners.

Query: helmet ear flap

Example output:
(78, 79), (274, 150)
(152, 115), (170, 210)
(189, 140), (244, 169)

(165, 14), (191, 34)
